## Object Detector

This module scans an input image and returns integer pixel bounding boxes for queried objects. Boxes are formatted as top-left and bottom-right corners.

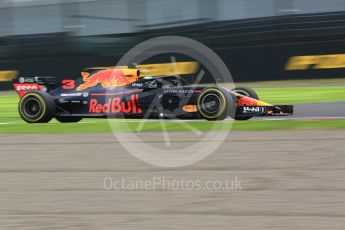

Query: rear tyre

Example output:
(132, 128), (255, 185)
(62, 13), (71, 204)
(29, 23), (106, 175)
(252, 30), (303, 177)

(55, 116), (82, 123)
(18, 91), (56, 123)
(197, 87), (235, 121)
(231, 87), (259, 121)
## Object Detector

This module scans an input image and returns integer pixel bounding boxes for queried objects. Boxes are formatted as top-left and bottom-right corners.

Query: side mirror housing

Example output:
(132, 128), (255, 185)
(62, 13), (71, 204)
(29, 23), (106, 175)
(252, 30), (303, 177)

(132, 79), (162, 90)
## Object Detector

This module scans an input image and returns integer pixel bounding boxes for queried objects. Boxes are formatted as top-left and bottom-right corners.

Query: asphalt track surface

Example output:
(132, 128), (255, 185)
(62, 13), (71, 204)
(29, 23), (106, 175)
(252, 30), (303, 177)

(293, 102), (345, 118)
(1, 130), (345, 230)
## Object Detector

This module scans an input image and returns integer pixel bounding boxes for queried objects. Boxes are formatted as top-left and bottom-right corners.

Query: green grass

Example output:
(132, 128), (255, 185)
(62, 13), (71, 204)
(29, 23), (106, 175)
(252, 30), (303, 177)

(255, 86), (345, 104)
(1, 85), (345, 133)
(1, 118), (345, 133)
(1, 95), (19, 122)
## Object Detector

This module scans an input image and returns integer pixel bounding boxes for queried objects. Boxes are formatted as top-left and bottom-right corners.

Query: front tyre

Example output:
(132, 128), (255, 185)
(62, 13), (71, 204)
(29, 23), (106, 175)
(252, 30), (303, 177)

(197, 87), (235, 121)
(19, 91), (56, 123)
(55, 116), (82, 123)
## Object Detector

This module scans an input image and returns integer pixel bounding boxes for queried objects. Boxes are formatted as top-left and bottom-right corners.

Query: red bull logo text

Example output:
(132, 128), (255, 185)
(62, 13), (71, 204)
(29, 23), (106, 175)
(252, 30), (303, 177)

(77, 69), (138, 91)
(89, 94), (142, 114)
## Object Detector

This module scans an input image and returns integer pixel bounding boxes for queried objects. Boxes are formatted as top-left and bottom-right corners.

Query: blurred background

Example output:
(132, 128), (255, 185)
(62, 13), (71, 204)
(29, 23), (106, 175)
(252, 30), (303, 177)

(1, 0), (345, 89)
(1, 2), (345, 229)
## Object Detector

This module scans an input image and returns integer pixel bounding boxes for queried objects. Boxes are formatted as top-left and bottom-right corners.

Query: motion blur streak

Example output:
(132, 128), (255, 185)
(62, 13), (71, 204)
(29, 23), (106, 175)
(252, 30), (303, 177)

(2, 0), (345, 88)
(1, 131), (345, 229)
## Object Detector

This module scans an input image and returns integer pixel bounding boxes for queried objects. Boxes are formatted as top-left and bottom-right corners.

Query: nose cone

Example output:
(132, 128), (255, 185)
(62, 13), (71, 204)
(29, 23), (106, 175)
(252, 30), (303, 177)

(237, 95), (273, 106)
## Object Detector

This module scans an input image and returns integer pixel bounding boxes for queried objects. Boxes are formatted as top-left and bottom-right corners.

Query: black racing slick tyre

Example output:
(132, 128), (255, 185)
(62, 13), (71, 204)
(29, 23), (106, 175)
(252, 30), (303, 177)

(18, 91), (56, 123)
(197, 87), (235, 121)
(231, 87), (259, 121)
(55, 116), (82, 123)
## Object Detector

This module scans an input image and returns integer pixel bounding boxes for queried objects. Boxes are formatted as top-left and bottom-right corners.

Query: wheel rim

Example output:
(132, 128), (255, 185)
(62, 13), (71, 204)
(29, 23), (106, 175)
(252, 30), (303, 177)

(22, 97), (42, 118)
(201, 93), (221, 114)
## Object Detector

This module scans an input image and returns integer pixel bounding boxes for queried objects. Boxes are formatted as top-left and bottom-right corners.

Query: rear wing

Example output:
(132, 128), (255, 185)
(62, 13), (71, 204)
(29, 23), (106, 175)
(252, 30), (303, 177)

(13, 76), (57, 97)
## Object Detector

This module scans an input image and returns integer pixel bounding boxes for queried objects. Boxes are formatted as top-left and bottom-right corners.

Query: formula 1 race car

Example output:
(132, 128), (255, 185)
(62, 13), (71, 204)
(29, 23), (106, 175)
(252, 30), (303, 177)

(13, 65), (293, 123)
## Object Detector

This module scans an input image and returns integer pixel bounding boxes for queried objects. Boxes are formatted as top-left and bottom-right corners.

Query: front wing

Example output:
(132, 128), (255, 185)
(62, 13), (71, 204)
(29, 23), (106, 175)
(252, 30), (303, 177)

(236, 105), (293, 117)
(235, 93), (293, 117)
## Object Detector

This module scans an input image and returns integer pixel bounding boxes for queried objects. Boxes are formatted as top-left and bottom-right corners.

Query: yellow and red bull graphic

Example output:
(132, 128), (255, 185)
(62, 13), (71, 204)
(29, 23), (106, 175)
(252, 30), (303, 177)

(77, 69), (139, 91)
(89, 94), (142, 114)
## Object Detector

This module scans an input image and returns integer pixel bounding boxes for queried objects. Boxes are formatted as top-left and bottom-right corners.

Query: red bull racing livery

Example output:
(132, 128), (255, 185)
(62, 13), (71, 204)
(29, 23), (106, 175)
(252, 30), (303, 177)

(13, 66), (293, 123)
